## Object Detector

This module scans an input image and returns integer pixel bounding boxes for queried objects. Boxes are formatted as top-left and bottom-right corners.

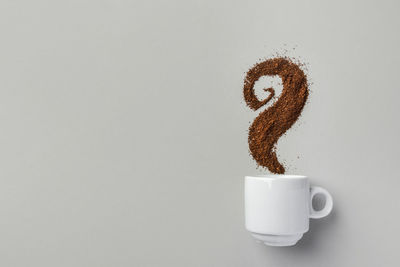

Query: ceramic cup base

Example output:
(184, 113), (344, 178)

(251, 232), (303, 247)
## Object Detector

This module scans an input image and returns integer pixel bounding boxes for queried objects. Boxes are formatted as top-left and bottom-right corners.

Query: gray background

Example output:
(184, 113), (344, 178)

(0, 0), (399, 266)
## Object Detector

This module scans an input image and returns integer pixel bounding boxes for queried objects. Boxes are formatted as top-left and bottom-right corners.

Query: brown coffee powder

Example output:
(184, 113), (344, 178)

(243, 57), (309, 174)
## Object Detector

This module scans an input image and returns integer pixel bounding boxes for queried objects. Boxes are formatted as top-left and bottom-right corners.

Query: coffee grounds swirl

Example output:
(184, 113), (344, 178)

(244, 57), (309, 174)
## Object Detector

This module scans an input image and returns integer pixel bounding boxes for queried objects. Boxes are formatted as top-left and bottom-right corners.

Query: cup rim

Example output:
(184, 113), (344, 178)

(245, 174), (307, 180)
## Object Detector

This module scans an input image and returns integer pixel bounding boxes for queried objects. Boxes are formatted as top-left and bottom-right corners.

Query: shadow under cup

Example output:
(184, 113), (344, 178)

(244, 175), (333, 246)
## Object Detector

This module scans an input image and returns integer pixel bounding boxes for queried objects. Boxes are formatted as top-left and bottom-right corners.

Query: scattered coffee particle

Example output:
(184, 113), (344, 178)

(243, 57), (309, 174)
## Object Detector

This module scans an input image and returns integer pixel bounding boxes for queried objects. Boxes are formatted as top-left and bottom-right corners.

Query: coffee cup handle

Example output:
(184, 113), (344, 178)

(309, 186), (333, 219)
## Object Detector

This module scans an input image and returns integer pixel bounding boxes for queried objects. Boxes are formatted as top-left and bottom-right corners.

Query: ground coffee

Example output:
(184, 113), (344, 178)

(243, 57), (309, 174)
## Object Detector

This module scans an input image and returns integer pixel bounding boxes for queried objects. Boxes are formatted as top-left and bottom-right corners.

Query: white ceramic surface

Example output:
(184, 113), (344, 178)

(245, 175), (333, 246)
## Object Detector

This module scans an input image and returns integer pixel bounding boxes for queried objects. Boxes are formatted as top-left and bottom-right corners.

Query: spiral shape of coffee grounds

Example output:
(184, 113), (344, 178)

(243, 58), (309, 174)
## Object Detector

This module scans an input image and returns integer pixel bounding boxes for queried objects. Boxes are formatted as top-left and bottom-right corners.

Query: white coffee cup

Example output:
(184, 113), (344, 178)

(245, 175), (333, 246)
